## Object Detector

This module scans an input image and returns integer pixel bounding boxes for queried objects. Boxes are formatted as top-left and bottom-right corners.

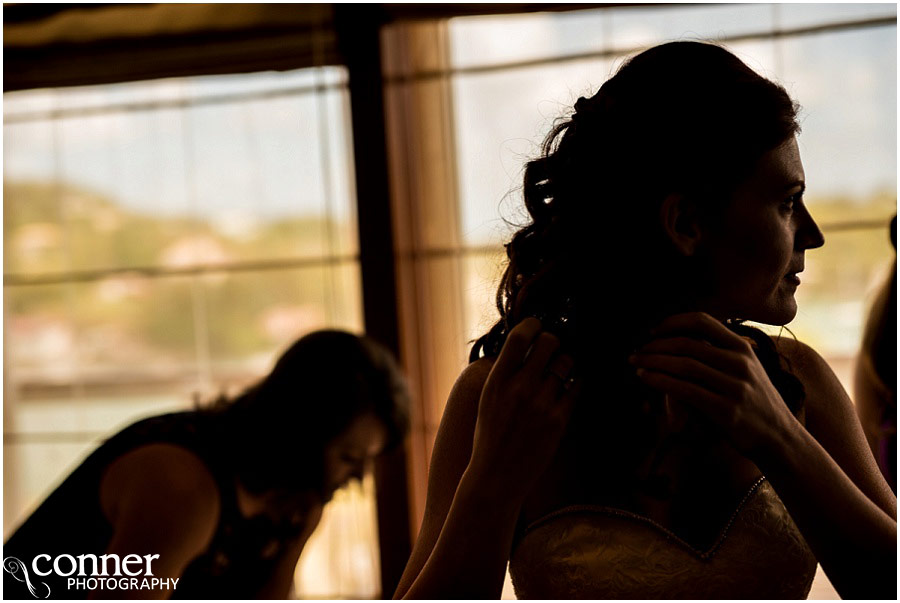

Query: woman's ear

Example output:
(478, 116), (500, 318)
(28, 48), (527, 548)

(659, 192), (703, 256)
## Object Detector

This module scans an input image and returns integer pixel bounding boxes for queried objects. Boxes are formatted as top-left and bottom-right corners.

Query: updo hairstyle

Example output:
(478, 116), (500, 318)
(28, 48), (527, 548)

(472, 42), (805, 438)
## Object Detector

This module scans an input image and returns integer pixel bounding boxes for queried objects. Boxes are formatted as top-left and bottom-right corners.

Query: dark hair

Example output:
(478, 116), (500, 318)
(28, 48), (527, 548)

(471, 42), (805, 468)
(204, 330), (410, 496)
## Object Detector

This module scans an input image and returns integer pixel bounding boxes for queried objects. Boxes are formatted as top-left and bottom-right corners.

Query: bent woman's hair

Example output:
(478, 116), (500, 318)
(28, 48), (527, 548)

(204, 330), (410, 496)
(472, 42), (805, 469)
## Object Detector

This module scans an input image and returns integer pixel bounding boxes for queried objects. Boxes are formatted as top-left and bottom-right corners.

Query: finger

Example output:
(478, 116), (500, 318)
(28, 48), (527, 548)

(630, 354), (743, 397)
(522, 332), (561, 379)
(528, 373), (579, 437)
(534, 371), (564, 409)
(537, 354), (576, 400)
(651, 312), (748, 352)
(492, 317), (543, 379)
(634, 368), (730, 423)
(664, 395), (690, 431)
(546, 353), (575, 382)
(636, 337), (745, 374)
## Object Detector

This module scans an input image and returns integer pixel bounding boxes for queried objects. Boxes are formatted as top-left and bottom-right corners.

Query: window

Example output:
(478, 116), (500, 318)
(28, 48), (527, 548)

(447, 5), (896, 395)
(3, 67), (380, 598)
(4, 5), (895, 599)
(386, 5), (895, 599)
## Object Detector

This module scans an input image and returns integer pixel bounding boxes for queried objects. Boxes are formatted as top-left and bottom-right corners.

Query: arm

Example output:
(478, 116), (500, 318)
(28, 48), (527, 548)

(766, 338), (896, 597)
(631, 313), (896, 599)
(392, 357), (492, 598)
(787, 338), (895, 518)
(94, 444), (220, 600)
(394, 319), (580, 599)
(252, 504), (323, 599)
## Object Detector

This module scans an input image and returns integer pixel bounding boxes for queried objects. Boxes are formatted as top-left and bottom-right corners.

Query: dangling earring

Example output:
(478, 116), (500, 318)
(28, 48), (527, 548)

(560, 296), (574, 324)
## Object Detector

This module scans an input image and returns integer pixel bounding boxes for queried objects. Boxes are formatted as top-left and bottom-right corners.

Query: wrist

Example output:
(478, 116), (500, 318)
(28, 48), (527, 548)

(753, 412), (806, 475)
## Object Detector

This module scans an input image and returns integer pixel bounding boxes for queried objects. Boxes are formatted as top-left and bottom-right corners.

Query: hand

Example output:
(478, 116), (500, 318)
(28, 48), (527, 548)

(468, 318), (581, 498)
(629, 312), (798, 460)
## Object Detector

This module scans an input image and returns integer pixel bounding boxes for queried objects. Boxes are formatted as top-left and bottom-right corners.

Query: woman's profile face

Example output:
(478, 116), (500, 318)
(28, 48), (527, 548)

(321, 411), (387, 500)
(697, 137), (825, 325)
(233, 413), (389, 527)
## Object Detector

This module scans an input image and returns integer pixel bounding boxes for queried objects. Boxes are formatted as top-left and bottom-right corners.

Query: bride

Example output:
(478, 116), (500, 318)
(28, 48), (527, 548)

(394, 41), (896, 599)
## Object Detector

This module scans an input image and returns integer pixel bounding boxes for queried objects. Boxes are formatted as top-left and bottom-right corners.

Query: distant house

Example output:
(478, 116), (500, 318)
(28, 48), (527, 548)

(159, 234), (231, 268)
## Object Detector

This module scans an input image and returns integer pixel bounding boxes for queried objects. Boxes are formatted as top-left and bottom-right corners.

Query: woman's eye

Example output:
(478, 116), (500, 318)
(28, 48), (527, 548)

(782, 193), (801, 211)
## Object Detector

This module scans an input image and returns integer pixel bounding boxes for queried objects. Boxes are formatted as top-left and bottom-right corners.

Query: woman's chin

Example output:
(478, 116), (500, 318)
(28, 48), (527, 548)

(744, 298), (798, 326)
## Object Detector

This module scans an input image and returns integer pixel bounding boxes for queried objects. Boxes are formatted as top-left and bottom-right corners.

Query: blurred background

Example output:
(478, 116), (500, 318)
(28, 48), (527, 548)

(4, 3), (896, 599)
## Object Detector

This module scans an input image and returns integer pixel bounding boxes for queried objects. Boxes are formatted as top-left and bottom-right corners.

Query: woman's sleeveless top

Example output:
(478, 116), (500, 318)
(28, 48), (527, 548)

(509, 477), (817, 599)
(3, 411), (301, 599)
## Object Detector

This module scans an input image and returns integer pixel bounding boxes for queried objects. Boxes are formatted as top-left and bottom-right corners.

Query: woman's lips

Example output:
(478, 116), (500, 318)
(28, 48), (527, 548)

(785, 273), (801, 286)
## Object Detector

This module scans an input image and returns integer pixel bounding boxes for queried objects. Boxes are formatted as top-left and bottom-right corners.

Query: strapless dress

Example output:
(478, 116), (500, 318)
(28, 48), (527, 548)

(509, 477), (817, 599)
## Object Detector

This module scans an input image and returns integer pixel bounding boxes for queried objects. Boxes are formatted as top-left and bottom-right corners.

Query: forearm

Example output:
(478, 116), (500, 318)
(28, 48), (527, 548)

(402, 466), (524, 599)
(758, 422), (897, 599)
(254, 531), (311, 599)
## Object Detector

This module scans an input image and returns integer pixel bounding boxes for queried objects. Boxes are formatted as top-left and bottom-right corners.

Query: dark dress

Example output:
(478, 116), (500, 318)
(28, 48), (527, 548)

(3, 412), (301, 600)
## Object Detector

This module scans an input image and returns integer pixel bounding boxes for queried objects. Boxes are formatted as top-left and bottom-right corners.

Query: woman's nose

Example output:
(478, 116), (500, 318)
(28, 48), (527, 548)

(797, 205), (825, 250)
(349, 465), (364, 483)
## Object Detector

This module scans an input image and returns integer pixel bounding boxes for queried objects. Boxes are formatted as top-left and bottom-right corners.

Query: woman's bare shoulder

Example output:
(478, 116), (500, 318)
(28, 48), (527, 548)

(773, 336), (822, 368)
(100, 443), (222, 576)
(101, 442), (221, 527)
(773, 336), (852, 419)
(772, 336), (867, 451)
(434, 357), (496, 449)
(772, 337), (843, 403)
(772, 336), (896, 515)
(103, 442), (219, 488)
(449, 357), (496, 404)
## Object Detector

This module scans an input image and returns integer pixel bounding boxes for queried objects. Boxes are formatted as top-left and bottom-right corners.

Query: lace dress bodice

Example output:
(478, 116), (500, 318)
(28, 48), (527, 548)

(509, 477), (817, 599)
